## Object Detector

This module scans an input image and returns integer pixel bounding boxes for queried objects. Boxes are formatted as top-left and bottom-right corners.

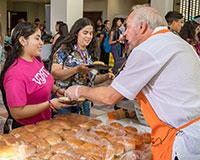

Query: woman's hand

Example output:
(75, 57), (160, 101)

(107, 72), (115, 80)
(76, 64), (90, 74)
(55, 88), (65, 97)
(49, 98), (67, 110)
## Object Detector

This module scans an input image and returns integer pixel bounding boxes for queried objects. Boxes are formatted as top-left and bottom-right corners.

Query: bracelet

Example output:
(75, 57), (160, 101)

(55, 88), (61, 95)
(48, 100), (56, 110)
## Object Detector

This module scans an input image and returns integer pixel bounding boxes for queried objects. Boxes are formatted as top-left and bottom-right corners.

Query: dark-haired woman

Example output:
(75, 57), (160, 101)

(0, 22), (66, 133)
(179, 20), (200, 55)
(51, 18), (114, 115)
(109, 17), (125, 74)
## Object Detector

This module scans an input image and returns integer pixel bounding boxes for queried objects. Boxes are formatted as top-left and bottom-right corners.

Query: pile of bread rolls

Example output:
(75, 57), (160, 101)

(0, 113), (151, 160)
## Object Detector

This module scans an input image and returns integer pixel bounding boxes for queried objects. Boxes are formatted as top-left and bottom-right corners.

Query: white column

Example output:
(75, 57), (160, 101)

(0, 0), (7, 36)
(151, 0), (174, 17)
(50, 0), (83, 34)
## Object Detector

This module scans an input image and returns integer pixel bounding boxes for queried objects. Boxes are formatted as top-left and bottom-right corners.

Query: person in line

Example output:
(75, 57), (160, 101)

(0, 22), (66, 133)
(179, 20), (200, 56)
(65, 6), (200, 160)
(52, 21), (64, 45)
(51, 18), (114, 115)
(165, 11), (184, 35)
(99, 20), (111, 65)
(109, 17), (125, 74)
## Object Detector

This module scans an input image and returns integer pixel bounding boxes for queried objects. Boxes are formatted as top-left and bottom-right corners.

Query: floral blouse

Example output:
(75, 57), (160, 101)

(53, 45), (95, 88)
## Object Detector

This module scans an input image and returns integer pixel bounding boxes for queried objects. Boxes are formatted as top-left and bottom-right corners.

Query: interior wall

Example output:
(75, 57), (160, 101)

(84, 0), (107, 21)
(0, 0), (7, 36)
(7, 1), (45, 24)
(84, 0), (149, 22)
(107, 0), (149, 21)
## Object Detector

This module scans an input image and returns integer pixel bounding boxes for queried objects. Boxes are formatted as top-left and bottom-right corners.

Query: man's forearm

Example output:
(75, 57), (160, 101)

(78, 85), (123, 105)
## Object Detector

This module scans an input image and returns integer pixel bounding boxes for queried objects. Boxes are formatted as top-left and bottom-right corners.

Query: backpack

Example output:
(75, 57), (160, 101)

(102, 32), (111, 53)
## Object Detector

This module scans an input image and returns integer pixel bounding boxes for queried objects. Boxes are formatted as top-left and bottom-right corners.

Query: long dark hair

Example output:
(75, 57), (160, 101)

(62, 17), (95, 54)
(0, 22), (37, 115)
(52, 23), (69, 54)
(111, 17), (121, 30)
(179, 20), (199, 46)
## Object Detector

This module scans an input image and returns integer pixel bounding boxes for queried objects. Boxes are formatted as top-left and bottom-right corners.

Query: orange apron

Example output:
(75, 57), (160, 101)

(135, 29), (200, 160)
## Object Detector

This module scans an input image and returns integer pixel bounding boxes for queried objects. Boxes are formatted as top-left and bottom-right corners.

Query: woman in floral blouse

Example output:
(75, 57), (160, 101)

(51, 18), (114, 115)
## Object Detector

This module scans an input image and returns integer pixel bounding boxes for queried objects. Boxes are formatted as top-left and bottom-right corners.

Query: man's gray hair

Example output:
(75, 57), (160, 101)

(131, 6), (167, 30)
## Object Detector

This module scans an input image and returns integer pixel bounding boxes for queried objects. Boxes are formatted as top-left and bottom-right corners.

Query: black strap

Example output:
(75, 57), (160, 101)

(1, 87), (23, 133)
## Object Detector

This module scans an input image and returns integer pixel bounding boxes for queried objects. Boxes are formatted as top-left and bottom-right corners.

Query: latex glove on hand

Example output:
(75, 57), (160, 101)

(65, 85), (82, 100)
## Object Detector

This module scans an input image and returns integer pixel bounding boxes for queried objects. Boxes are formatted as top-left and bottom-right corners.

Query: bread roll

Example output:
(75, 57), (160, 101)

(34, 128), (52, 139)
(36, 120), (52, 128)
(44, 133), (62, 146)
(64, 137), (84, 149)
(33, 150), (53, 160)
(2, 134), (23, 145)
(53, 119), (72, 130)
(79, 119), (102, 130)
(142, 133), (151, 144)
(50, 153), (77, 160)
(49, 124), (64, 134)
(124, 126), (138, 135)
(93, 61), (105, 65)
(31, 138), (50, 152)
(110, 122), (123, 129)
(50, 143), (71, 154)
(23, 124), (38, 132)
(0, 145), (16, 159)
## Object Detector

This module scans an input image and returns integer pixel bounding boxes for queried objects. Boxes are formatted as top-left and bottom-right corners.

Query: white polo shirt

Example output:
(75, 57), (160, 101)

(111, 27), (200, 157)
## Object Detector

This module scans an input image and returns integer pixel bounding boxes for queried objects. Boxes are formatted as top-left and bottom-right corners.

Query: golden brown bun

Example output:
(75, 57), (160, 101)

(13, 132), (38, 144)
(79, 119), (102, 130)
(60, 130), (76, 140)
(31, 138), (50, 152)
(2, 134), (23, 145)
(50, 143), (71, 154)
(93, 61), (105, 65)
(36, 120), (52, 128)
(44, 133), (62, 146)
(50, 153), (76, 160)
(124, 126), (138, 135)
(10, 127), (29, 135)
(64, 137), (84, 149)
(49, 124), (64, 134)
(0, 145), (16, 158)
(80, 142), (106, 159)
(112, 142), (125, 157)
(110, 122), (123, 129)
(24, 144), (37, 158)
(33, 150), (53, 159)
(34, 128), (52, 139)
(23, 124), (38, 132)
(52, 119), (72, 130)
(55, 113), (90, 126)
(58, 97), (85, 104)
(142, 133), (151, 144)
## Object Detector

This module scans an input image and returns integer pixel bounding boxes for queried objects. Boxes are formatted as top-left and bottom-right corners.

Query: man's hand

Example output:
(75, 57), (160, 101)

(65, 85), (82, 100)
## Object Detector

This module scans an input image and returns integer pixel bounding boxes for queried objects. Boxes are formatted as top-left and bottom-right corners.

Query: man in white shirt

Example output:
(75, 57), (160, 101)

(65, 6), (200, 160)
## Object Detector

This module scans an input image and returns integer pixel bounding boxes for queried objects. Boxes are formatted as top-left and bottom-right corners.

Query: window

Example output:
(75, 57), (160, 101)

(180, 0), (200, 21)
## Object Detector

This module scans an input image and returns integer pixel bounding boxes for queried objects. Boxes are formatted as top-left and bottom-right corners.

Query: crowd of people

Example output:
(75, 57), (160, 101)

(0, 5), (200, 160)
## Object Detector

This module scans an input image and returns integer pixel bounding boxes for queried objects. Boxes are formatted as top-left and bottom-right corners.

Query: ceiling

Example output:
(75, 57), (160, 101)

(7, 0), (50, 3)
